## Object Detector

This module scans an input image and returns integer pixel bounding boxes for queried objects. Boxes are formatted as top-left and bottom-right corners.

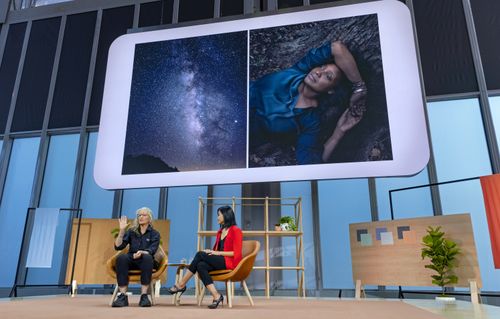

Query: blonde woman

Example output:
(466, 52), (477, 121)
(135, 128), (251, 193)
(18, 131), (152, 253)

(112, 207), (160, 307)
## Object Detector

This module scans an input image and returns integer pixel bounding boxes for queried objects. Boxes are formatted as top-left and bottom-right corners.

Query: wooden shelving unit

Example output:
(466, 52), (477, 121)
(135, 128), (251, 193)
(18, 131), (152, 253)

(196, 196), (305, 298)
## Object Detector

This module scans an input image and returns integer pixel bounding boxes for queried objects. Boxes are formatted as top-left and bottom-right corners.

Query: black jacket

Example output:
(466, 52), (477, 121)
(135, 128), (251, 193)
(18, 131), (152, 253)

(114, 224), (160, 256)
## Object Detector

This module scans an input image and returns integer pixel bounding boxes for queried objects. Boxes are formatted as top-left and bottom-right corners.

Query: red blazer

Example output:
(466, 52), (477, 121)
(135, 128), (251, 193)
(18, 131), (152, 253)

(213, 225), (243, 270)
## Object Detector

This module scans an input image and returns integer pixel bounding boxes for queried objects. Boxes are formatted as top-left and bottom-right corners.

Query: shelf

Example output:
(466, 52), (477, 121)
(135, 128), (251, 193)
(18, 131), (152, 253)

(253, 266), (304, 270)
(197, 196), (305, 298)
(198, 230), (303, 237)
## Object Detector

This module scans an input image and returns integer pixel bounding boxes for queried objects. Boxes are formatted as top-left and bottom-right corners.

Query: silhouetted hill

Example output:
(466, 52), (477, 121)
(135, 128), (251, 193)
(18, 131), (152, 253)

(122, 154), (179, 174)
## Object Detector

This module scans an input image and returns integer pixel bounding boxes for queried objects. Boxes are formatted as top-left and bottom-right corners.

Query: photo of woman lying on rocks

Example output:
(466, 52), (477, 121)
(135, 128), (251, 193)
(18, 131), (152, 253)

(249, 14), (392, 167)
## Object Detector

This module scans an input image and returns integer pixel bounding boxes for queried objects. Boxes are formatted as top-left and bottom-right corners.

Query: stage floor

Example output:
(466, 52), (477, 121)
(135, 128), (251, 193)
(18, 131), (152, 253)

(1, 295), (499, 319)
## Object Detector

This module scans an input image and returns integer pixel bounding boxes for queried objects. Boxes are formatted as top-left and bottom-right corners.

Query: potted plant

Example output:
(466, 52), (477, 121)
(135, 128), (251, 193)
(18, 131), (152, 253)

(279, 216), (297, 231)
(421, 226), (461, 302)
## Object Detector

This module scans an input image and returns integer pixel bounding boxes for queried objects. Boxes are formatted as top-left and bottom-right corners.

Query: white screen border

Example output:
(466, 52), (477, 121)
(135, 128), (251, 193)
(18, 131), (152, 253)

(95, 0), (429, 189)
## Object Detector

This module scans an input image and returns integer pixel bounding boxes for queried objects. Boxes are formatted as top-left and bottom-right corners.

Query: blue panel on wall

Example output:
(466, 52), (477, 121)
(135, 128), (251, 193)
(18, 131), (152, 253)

(281, 181), (314, 289)
(165, 186), (207, 287)
(26, 134), (79, 285)
(0, 137), (40, 287)
(318, 179), (371, 289)
(427, 99), (491, 180)
(376, 168), (433, 221)
(40, 134), (79, 207)
(489, 96), (500, 151)
(80, 132), (114, 218)
(427, 99), (498, 291)
(121, 188), (160, 219)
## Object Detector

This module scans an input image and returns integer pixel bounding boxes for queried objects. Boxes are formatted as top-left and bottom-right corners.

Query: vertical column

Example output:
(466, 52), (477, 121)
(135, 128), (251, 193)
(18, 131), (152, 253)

(462, 0), (500, 173)
(406, 0), (442, 216)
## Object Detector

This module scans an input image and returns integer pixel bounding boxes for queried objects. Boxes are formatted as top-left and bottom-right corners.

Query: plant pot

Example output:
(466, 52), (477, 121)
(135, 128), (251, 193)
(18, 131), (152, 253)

(435, 296), (456, 304)
(274, 225), (282, 231)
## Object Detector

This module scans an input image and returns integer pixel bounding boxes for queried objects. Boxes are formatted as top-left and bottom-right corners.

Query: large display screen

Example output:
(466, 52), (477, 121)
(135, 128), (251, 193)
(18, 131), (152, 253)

(95, 0), (429, 189)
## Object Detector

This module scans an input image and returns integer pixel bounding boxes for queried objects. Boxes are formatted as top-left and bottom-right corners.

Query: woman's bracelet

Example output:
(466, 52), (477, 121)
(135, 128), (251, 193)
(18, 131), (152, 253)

(352, 80), (367, 94)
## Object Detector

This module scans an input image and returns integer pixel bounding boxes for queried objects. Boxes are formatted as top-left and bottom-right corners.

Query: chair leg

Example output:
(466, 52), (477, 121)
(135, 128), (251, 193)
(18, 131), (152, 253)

(155, 279), (161, 300)
(227, 280), (233, 308)
(198, 285), (206, 306)
(109, 285), (119, 306)
(150, 282), (156, 306)
(242, 280), (254, 306)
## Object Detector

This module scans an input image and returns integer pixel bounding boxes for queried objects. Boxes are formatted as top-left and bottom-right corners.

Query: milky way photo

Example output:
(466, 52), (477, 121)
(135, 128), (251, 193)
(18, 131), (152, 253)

(122, 31), (248, 174)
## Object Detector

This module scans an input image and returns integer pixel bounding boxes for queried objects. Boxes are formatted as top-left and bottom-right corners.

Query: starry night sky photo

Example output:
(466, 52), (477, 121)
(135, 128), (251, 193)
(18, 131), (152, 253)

(122, 31), (248, 174)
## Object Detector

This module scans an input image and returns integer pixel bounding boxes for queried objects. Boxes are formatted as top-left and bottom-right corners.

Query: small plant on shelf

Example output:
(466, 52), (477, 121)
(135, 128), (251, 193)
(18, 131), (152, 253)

(279, 216), (297, 231)
(421, 226), (461, 297)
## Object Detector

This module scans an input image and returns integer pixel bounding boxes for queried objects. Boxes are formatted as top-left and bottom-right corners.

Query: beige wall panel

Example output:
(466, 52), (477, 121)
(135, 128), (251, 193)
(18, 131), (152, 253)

(350, 214), (481, 288)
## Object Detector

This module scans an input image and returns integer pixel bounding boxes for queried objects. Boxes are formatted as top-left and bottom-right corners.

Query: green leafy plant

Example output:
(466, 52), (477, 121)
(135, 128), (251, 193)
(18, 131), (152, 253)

(421, 226), (461, 296)
(279, 216), (297, 231)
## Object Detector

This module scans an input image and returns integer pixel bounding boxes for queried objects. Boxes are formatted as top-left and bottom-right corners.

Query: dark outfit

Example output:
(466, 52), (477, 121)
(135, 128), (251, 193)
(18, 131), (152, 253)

(188, 225), (243, 286)
(114, 224), (160, 287)
(250, 42), (333, 164)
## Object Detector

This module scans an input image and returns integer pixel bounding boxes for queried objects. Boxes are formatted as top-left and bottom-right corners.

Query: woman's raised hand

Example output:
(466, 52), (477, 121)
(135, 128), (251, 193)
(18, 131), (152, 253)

(118, 216), (128, 230)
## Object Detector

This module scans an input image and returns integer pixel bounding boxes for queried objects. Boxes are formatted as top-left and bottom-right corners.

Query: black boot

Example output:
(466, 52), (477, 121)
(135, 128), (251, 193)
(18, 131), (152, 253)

(112, 293), (129, 307)
(139, 294), (152, 307)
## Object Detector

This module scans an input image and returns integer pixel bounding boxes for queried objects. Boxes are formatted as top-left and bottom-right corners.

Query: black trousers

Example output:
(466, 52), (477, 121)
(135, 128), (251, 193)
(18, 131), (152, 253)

(116, 253), (154, 286)
(188, 251), (226, 286)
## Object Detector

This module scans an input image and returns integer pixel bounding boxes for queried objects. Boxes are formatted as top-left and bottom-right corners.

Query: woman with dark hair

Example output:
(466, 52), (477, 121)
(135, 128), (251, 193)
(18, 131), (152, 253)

(168, 206), (242, 309)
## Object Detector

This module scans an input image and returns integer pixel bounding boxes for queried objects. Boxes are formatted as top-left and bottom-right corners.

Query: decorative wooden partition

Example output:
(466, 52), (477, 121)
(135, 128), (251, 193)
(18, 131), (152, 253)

(65, 218), (170, 284)
(350, 214), (481, 292)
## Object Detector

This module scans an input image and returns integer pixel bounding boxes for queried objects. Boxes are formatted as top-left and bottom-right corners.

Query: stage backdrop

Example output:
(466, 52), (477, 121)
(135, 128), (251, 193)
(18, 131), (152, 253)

(95, 0), (429, 189)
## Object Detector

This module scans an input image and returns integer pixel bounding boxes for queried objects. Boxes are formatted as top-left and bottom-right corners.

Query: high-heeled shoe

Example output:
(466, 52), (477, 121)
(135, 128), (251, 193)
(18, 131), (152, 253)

(167, 284), (186, 296)
(208, 294), (224, 309)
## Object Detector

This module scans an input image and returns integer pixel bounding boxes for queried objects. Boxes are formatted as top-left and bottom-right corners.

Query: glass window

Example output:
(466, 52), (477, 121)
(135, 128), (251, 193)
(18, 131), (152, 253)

(11, 0), (74, 10)
(278, 0), (303, 9)
(88, 6), (134, 126)
(35, 0), (73, 7)
(49, 12), (97, 129)
(165, 186), (208, 287)
(121, 188), (160, 219)
(39, 134), (79, 207)
(210, 184), (242, 229)
(471, 0), (500, 90)
(375, 168), (433, 221)
(139, 1), (162, 28)
(221, 0), (243, 17)
(489, 96), (500, 150)
(80, 132), (114, 218)
(0, 23), (26, 133)
(427, 99), (498, 291)
(318, 179), (372, 289)
(178, 0), (214, 22)
(0, 137), (40, 287)
(12, 17), (61, 132)
(412, 0), (477, 95)
(280, 181), (315, 290)
(25, 134), (79, 285)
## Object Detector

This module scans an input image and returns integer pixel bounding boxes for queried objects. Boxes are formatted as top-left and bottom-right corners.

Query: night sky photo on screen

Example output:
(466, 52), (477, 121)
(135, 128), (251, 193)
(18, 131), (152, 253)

(122, 31), (248, 174)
